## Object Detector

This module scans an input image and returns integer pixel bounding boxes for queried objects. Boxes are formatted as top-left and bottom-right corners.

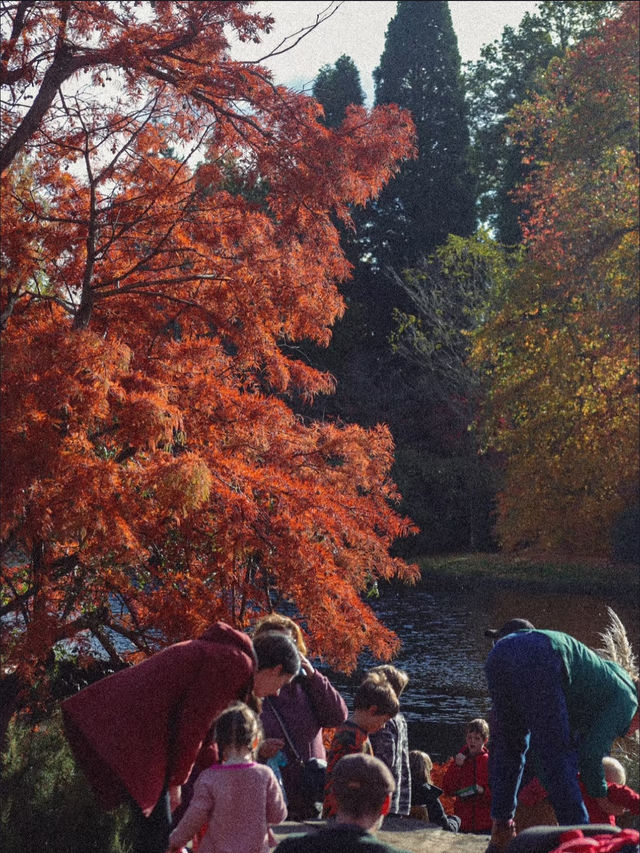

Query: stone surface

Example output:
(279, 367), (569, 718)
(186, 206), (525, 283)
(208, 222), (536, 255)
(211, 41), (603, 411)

(272, 816), (490, 852)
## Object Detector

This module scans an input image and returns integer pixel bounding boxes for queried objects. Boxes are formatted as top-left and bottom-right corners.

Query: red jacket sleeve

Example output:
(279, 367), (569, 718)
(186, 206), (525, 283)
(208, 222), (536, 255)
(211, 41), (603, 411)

(442, 758), (463, 795)
(607, 783), (640, 814)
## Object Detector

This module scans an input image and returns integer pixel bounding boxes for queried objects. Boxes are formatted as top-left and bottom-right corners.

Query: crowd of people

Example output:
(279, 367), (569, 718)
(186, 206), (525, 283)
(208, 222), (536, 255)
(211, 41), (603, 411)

(61, 615), (639, 853)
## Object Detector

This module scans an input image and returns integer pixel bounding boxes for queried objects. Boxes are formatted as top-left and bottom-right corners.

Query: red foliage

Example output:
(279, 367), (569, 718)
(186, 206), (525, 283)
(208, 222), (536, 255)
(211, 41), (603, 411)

(0, 2), (418, 692)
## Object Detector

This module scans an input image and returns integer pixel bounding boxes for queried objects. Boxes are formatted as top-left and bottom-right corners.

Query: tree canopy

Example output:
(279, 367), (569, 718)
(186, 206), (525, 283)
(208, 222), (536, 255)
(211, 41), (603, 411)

(471, 0), (639, 556)
(371, 0), (476, 270)
(0, 0), (419, 703)
(465, 0), (620, 243)
(312, 54), (365, 130)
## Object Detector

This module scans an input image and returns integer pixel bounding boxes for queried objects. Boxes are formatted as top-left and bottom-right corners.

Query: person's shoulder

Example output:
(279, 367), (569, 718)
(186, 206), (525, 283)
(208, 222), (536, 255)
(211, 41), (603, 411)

(252, 760), (279, 780)
(275, 825), (410, 853)
(334, 719), (359, 738)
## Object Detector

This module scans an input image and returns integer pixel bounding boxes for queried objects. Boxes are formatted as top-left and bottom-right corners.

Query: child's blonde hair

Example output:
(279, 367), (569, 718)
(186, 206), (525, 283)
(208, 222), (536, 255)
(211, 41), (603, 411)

(409, 750), (433, 785)
(602, 756), (626, 785)
(369, 664), (409, 698)
(466, 718), (490, 741)
(253, 613), (308, 655)
(215, 702), (263, 757)
(355, 672), (399, 717)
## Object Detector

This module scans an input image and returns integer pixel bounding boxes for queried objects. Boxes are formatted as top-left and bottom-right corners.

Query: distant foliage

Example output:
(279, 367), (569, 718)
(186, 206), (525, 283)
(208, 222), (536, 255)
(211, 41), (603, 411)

(465, 0), (621, 242)
(312, 54), (365, 129)
(471, 1), (639, 556)
(370, 0), (476, 270)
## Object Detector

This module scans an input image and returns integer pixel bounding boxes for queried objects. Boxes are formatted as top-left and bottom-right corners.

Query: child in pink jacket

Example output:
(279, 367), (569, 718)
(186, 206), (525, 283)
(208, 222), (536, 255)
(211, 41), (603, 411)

(168, 702), (286, 853)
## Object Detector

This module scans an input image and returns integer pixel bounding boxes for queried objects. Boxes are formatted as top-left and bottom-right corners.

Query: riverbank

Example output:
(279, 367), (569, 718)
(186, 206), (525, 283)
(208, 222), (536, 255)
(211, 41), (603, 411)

(416, 553), (639, 597)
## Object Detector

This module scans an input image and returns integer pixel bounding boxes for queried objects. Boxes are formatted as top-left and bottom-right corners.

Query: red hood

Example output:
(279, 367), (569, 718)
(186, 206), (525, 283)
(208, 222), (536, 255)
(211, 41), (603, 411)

(199, 622), (256, 665)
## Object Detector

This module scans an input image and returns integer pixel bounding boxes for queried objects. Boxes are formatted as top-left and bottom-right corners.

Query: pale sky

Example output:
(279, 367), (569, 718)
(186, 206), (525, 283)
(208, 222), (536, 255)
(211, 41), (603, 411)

(233, 1), (540, 104)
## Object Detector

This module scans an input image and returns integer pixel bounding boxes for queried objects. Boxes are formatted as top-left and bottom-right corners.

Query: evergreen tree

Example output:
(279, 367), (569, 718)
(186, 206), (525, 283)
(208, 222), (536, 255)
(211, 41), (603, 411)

(466, 0), (620, 244)
(312, 54), (365, 129)
(370, 0), (476, 272)
(307, 4), (488, 556)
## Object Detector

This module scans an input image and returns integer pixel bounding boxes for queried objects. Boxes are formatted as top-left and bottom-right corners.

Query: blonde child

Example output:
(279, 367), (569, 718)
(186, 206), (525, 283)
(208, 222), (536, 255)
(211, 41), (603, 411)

(409, 750), (461, 831)
(167, 702), (286, 853)
(323, 673), (399, 818)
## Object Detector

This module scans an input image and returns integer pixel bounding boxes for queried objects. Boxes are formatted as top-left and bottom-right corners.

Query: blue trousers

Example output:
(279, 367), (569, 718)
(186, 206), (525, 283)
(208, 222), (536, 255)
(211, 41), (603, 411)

(485, 631), (589, 825)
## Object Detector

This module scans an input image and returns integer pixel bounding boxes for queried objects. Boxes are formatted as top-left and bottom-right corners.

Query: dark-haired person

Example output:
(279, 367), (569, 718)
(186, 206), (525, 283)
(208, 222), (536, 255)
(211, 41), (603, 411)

(253, 613), (347, 819)
(62, 624), (300, 853)
(275, 754), (411, 853)
(483, 619), (638, 853)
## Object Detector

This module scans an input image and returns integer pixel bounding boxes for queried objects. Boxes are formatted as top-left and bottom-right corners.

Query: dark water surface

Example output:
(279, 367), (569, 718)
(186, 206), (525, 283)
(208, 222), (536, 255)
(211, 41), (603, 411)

(319, 579), (639, 763)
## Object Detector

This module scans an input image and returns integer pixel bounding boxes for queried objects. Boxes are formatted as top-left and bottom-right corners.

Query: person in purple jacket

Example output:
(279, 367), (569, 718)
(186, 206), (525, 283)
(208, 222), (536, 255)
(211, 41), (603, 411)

(253, 614), (348, 820)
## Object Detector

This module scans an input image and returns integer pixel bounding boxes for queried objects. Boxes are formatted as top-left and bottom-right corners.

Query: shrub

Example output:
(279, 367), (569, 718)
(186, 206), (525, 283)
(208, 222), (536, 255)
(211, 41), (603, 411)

(1, 712), (133, 853)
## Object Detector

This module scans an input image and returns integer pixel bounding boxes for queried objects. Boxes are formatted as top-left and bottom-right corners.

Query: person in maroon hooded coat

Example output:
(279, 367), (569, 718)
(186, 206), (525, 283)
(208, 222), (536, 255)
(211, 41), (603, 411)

(62, 623), (300, 853)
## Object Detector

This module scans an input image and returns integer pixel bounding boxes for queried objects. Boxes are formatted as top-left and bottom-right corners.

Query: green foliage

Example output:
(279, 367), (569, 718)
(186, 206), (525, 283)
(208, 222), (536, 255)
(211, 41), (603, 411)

(392, 444), (498, 555)
(465, 0), (620, 241)
(470, 3), (639, 557)
(391, 231), (515, 398)
(417, 553), (640, 596)
(312, 54), (365, 129)
(301, 2), (480, 560)
(1, 714), (133, 853)
(386, 233), (516, 555)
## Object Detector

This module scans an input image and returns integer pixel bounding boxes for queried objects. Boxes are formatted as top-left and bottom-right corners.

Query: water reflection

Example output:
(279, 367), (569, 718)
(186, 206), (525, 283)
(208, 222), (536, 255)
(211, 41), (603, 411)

(320, 580), (639, 763)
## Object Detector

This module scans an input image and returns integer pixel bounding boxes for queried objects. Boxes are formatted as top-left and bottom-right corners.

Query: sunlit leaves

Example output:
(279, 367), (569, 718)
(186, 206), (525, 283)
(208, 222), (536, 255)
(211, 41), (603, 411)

(471, 2), (639, 556)
(1, 1), (418, 686)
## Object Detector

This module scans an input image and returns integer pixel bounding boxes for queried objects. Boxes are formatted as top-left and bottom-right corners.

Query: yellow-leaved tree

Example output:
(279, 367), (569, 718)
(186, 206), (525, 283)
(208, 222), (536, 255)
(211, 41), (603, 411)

(471, 1), (639, 557)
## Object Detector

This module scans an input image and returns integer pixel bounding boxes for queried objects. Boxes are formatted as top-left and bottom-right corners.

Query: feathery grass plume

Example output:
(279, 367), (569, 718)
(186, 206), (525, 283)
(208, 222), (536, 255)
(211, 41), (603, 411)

(597, 607), (639, 789)
(597, 607), (639, 681)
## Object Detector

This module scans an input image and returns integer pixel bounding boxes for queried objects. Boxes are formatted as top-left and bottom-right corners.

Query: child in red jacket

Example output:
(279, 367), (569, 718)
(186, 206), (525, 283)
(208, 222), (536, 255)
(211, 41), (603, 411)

(442, 718), (492, 833)
(580, 757), (639, 826)
(517, 756), (639, 829)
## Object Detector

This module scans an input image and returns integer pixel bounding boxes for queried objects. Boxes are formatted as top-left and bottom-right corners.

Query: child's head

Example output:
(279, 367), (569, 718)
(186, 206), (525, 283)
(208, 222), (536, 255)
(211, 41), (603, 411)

(602, 756), (626, 785)
(253, 613), (308, 655)
(215, 701), (263, 758)
(332, 754), (395, 822)
(465, 718), (489, 756)
(369, 664), (409, 698)
(353, 673), (399, 733)
(409, 750), (433, 785)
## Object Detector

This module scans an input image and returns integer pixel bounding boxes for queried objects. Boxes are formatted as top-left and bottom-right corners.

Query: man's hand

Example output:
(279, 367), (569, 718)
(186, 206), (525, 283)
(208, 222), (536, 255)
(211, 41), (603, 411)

(594, 796), (626, 816)
(299, 654), (314, 677)
(168, 784), (182, 812)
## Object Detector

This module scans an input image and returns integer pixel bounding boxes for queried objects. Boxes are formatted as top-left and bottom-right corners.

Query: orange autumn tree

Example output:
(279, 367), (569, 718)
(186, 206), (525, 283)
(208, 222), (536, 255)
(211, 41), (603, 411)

(0, 1), (418, 712)
(471, 2), (639, 556)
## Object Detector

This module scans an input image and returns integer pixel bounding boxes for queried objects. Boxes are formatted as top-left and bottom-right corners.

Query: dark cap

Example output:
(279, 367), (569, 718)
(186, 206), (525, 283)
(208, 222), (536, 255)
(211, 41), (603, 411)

(485, 618), (534, 640)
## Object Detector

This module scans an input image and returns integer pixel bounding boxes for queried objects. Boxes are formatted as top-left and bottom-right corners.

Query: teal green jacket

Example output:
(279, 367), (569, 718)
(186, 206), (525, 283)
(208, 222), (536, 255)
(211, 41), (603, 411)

(539, 629), (637, 797)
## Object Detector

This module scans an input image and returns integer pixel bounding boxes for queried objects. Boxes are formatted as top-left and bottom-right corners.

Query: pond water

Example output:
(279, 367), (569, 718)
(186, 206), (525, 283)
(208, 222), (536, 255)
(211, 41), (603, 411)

(319, 579), (640, 763)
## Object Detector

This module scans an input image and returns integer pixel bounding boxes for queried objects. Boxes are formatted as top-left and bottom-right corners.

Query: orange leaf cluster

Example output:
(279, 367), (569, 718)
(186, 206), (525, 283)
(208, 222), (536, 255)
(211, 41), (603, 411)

(0, 2), (418, 686)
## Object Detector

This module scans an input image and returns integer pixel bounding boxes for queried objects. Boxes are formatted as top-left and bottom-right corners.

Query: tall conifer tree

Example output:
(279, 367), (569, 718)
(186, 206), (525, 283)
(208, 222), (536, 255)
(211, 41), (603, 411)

(370, 0), (476, 271)
(313, 54), (365, 129)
